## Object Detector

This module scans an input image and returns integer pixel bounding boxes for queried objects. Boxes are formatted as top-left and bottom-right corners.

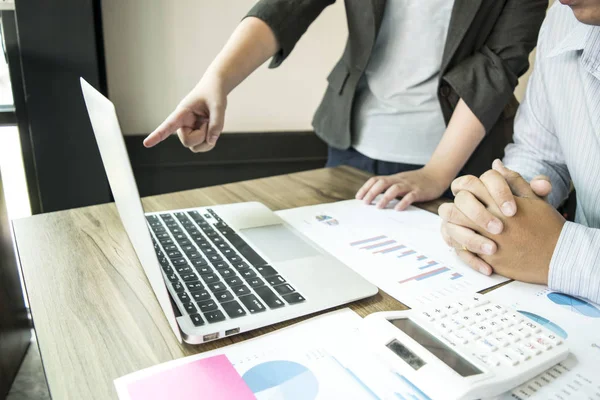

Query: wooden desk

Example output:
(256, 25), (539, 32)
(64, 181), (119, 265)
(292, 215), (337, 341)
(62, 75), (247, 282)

(13, 166), (446, 399)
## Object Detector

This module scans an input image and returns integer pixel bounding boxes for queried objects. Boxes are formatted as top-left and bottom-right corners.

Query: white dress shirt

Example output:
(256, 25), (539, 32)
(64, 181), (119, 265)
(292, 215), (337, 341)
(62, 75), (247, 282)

(503, 3), (600, 303)
(352, 0), (455, 165)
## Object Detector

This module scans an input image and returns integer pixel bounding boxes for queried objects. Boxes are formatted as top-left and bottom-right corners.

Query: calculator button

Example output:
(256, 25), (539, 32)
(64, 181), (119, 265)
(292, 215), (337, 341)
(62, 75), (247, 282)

(524, 321), (542, 334)
(450, 318), (464, 330)
(421, 311), (435, 322)
(482, 307), (497, 318)
(459, 314), (476, 326)
(487, 319), (504, 332)
(490, 332), (510, 348)
(504, 331), (521, 343)
(436, 320), (453, 333)
(451, 331), (468, 345)
(493, 304), (508, 314)
(445, 304), (459, 315)
(507, 347), (530, 362)
(498, 315), (513, 327)
(542, 333), (563, 346)
(456, 300), (470, 311)
(533, 336), (552, 351)
(465, 329), (481, 341)
(478, 353), (500, 367)
(432, 308), (447, 319)
(471, 310), (488, 323)
(499, 351), (520, 366)
(521, 342), (542, 356)
(476, 338), (498, 352)
(474, 323), (492, 336)
(515, 326), (531, 339)
(509, 313), (524, 324)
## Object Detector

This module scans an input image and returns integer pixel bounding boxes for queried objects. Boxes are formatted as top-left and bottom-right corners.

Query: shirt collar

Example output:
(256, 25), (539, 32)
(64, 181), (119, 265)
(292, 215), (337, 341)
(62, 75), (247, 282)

(547, 22), (600, 80)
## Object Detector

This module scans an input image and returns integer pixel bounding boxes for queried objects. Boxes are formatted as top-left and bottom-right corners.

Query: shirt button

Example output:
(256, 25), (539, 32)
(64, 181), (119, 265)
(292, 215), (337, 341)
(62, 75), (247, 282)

(440, 85), (451, 97)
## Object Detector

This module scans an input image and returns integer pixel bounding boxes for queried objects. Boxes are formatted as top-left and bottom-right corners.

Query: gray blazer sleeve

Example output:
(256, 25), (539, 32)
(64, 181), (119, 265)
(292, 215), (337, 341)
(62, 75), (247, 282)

(246, 0), (336, 68)
(443, 0), (547, 132)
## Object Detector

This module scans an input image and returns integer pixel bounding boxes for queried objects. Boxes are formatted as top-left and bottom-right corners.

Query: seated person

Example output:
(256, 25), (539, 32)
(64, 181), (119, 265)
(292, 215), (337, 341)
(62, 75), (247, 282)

(438, 0), (600, 304)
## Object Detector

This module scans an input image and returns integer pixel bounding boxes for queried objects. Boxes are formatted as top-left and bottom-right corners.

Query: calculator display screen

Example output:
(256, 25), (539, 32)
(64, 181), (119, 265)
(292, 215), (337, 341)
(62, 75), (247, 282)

(388, 318), (482, 377)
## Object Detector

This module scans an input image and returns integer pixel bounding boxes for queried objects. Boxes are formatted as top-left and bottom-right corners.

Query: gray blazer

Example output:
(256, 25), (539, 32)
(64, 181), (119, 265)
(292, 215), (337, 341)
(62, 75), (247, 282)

(247, 0), (547, 176)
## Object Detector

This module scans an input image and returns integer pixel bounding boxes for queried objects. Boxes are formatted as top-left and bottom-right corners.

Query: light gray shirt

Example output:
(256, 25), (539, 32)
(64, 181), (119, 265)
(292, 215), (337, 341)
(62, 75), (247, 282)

(503, 3), (600, 304)
(352, 0), (455, 165)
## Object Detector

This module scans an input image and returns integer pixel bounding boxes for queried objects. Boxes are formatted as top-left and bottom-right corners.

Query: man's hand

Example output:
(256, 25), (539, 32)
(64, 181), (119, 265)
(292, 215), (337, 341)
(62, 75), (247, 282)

(356, 167), (452, 211)
(143, 78), (227, 152)
(438, 162), (565, 284)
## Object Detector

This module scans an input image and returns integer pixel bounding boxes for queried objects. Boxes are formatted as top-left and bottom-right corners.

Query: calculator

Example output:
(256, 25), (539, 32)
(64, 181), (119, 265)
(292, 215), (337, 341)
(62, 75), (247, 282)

(363, 294), (569, 400)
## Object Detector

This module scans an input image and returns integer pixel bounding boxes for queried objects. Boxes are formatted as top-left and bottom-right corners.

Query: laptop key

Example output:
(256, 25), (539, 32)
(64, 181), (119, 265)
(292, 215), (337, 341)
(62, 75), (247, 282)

(232, 285), (251, 297)
(146, 215), (158, 222)
(175, 266), (192, 274)
(159, 238), (173, 245)
(155, 232), (170, 240)
(210, 236), (224, 244)
(169, 227), (182, 235)
(207, 254), (224, 263)
(202, 274), (220, 284)
(208, 282), (227, 293)
(160, 213), (173, 219)
(256, 265), (278, 278)
(221, 248), (236, 257)
(221, 301), (247, 318)
(183, 302), (197, 314)
(274, 284), (295, 296)
(167, 250), (182, 259)
(191, 290), (211, 302)
(177, 239), (191, 246)
(204, 310), (226, 324)
(282, 292), (306, 304)
(226, 255), (242, 264)
(157, 256), (169, 267)
(195, 265), (213, 275)
(247, 277), (265, 288)
(241, 270), (257, 280)
(172, 282), (186, 293)
(218, 268), (236, 279)
(152, 226), (165, 233)
(225, 276), (244, 287)
(181, 273), (199, 282)
(232, 262), (250, 272)
(162, 265), (173, 274)
(163, 244), (178, 252)
(239, 294), (266, 314)
(215, 290), (234, 303)
(213, 261), (229, 270)
(177, 292), (190, 302)
(181, 245), (195, 253)
(197, 299), (218, 312)
(267, 275), (286, 286)
(187, 252), (202, 260)
(254, 286), (285, 309)
(189, 313), (205, 327)
(186, 281), (204, 291)
(202, 247), (217, 256)
(166, 273), (179, 283)
(191, 258), (208, 268)
(171, 258), (187, 267)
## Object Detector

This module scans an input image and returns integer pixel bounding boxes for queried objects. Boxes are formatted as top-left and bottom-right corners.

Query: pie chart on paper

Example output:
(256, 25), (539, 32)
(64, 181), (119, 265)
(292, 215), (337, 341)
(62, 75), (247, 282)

(241, 360), (319, 400)
(547, 292), (600, 318)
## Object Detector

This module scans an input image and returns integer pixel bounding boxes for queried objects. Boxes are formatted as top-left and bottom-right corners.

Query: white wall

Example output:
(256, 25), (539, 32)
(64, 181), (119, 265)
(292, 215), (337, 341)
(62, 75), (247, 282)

(101, 0), (348, 135)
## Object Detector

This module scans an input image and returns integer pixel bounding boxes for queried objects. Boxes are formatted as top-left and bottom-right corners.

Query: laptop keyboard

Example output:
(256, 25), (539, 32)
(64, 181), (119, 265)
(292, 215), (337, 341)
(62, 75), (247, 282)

(147, 209), (306, 328)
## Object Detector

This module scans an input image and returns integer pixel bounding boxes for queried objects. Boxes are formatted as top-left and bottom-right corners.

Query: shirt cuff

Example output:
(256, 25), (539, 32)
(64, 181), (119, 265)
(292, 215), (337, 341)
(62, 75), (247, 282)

(548, 221), (600, 304)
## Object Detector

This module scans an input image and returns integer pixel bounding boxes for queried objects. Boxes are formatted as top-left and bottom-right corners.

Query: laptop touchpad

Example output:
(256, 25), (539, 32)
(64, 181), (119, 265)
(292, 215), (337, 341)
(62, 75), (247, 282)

(240, 224), (320, 262)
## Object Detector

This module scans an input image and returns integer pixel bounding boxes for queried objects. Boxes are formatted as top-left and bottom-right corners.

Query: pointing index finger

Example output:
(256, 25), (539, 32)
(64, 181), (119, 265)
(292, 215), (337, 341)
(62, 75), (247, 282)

(143, 109), (187, 148)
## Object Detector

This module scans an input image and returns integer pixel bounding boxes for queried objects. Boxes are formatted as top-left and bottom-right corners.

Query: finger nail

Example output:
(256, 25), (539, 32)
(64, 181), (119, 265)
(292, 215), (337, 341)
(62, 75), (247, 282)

(208, 135), (219, 145)
(487, 220), (503, 234)
(479, 266), (490, 275)
(482, 243), (494, 255)
(501, 201), (516, 216)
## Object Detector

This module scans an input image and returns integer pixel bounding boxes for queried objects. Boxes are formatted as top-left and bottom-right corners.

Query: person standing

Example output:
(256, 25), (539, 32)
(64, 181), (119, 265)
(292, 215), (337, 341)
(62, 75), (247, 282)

(144, 0), (547, 210)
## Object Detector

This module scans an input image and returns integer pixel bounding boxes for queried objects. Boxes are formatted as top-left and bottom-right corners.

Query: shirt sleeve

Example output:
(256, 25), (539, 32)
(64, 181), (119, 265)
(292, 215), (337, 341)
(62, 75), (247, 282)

(549, 222), (600, 304)
(245, 0), (335, 68)
(442, 0), (547, 132)
(502, 21), (571, 209)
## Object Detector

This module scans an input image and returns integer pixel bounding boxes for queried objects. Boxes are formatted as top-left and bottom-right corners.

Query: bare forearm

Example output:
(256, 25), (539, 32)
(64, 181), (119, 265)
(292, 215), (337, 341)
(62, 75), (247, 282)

(425, 99), (486, 183)
(203, 17), (279, 94)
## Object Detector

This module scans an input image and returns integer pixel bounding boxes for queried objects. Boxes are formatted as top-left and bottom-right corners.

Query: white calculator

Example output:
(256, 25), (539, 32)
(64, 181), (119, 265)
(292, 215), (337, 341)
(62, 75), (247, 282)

(363, 294), (569, 400)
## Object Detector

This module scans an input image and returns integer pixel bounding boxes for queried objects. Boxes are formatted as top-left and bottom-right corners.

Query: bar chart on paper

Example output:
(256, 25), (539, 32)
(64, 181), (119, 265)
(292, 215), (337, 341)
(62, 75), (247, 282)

(277, 199), (508, 308)
(349, 234), (474, 306)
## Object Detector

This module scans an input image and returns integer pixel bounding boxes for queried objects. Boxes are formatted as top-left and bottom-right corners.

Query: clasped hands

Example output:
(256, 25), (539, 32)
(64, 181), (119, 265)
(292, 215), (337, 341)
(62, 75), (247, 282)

(438, 160), (566, 285)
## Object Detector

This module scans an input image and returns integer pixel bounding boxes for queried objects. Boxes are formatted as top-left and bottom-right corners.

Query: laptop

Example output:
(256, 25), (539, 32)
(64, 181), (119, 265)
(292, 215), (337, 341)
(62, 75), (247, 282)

(80, 78), (378, 344)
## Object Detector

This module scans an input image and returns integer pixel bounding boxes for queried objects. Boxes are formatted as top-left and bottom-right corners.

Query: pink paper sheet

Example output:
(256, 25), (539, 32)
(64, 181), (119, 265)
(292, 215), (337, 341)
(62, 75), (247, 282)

(126, 355), (256, 400)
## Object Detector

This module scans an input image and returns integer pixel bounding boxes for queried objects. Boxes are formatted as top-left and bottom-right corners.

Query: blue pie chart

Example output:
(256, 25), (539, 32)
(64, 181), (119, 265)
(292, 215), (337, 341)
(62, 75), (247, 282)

(547, 292), (600, 318)
(518, 310), (568, 339)
(242, 360), (319, 400)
